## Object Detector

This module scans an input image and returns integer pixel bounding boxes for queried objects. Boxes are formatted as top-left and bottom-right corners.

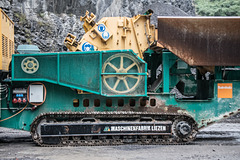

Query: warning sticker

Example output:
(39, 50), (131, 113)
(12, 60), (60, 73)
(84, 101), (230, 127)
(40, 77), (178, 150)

(218, 83), (232, 98)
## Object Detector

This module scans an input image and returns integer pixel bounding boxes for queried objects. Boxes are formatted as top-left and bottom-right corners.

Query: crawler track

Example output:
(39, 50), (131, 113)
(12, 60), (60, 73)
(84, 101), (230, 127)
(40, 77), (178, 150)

(30, 112), (198, 147)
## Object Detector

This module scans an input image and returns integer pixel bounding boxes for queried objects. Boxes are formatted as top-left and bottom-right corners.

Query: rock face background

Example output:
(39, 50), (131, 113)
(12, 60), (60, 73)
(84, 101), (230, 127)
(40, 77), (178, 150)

(0, 0), (195, 52)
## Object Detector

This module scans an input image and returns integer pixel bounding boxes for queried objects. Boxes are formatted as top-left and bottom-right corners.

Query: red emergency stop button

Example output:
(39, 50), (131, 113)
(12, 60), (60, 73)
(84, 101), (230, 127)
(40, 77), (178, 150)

(12, 98), (17, 104)
(23, 98), (27, 103)
(18, 98), (22, 103)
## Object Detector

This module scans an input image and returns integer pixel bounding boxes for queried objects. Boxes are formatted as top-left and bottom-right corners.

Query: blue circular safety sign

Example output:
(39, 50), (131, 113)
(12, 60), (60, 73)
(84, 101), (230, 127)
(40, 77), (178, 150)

(102, 31), (110, 40)
(98, 24), (106, 32)
(82, 42), (94, 51)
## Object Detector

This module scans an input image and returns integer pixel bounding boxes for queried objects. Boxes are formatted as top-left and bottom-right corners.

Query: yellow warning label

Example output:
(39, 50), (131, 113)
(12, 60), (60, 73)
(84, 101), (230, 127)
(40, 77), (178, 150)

(217, 83), (232, 98)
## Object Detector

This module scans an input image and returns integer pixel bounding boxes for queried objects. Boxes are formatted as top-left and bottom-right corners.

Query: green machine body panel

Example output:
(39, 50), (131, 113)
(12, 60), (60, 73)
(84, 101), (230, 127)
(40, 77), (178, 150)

(12, 50), (147, 97)
(0, 80), (240, 131)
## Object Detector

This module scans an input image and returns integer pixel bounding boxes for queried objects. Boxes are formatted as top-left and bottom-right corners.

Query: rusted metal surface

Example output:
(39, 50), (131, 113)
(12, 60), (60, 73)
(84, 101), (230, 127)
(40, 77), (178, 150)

(158, 17), (240, 66)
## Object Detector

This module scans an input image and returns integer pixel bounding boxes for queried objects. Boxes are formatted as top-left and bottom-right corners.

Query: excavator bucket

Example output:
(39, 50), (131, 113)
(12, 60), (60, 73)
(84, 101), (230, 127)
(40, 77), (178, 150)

(158, 17), (240, 66)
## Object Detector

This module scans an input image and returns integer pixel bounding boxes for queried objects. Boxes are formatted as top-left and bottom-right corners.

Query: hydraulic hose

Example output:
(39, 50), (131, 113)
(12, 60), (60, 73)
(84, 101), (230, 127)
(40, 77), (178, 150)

(0, 102), (28, 122)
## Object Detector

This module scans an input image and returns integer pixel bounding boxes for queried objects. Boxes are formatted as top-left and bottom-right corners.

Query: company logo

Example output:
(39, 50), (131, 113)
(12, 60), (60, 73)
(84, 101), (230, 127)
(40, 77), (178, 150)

(98, 24), (106, 32)
(103, 127), (111, 132)
(82, 42), (94, 51)
(110, 126), (166, 132)
(102, 31), (110, 40)
(103, 125), (167, 132)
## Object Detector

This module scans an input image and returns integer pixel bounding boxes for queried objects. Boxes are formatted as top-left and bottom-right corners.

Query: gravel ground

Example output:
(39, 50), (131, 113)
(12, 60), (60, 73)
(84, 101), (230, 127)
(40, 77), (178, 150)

(0, 142), (240, 160)
(0, 113), (240, 160)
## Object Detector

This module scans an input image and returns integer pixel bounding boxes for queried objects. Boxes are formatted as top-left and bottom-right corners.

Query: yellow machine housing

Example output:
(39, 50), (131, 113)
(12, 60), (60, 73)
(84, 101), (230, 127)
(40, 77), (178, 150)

(0, 9), (14, 73)
(64, 11), (155, 59)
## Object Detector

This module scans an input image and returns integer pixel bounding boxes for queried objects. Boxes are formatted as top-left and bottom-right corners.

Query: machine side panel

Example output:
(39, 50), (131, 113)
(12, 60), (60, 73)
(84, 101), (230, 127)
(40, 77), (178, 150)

(12, 50), (147, 97)
(1, 80), (240, 131)
(12, 53), (100, 94)
(158, 17), (240, 66)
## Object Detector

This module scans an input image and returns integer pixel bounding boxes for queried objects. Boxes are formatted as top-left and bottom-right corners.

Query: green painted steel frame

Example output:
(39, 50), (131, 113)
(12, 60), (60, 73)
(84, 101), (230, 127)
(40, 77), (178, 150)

(1, 80), (240, 131)
(162, 52), (177, 93)
(12, 50), (147, 97)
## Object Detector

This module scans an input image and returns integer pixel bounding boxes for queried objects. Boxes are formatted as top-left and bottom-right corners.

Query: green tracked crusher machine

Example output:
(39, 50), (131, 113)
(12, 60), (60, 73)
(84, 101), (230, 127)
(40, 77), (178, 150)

(0, 10), (240, 146)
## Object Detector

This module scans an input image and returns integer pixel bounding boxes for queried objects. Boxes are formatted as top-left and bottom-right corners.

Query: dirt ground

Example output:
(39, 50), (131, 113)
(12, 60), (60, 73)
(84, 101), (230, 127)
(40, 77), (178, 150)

(0, 113), (240, 160)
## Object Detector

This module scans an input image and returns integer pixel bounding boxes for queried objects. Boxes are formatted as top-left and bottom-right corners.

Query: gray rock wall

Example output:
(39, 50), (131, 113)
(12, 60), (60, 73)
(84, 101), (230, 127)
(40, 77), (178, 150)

(0, 0), (195, 52)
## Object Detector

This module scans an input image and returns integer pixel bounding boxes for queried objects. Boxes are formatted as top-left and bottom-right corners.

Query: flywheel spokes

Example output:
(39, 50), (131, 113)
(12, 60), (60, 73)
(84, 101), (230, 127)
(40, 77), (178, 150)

(102, 53), (141, 94)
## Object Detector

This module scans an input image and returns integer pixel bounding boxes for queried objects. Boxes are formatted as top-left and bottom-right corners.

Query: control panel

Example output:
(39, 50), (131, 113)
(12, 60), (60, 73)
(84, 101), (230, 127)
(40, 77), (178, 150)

(12, 88), (27, 104)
